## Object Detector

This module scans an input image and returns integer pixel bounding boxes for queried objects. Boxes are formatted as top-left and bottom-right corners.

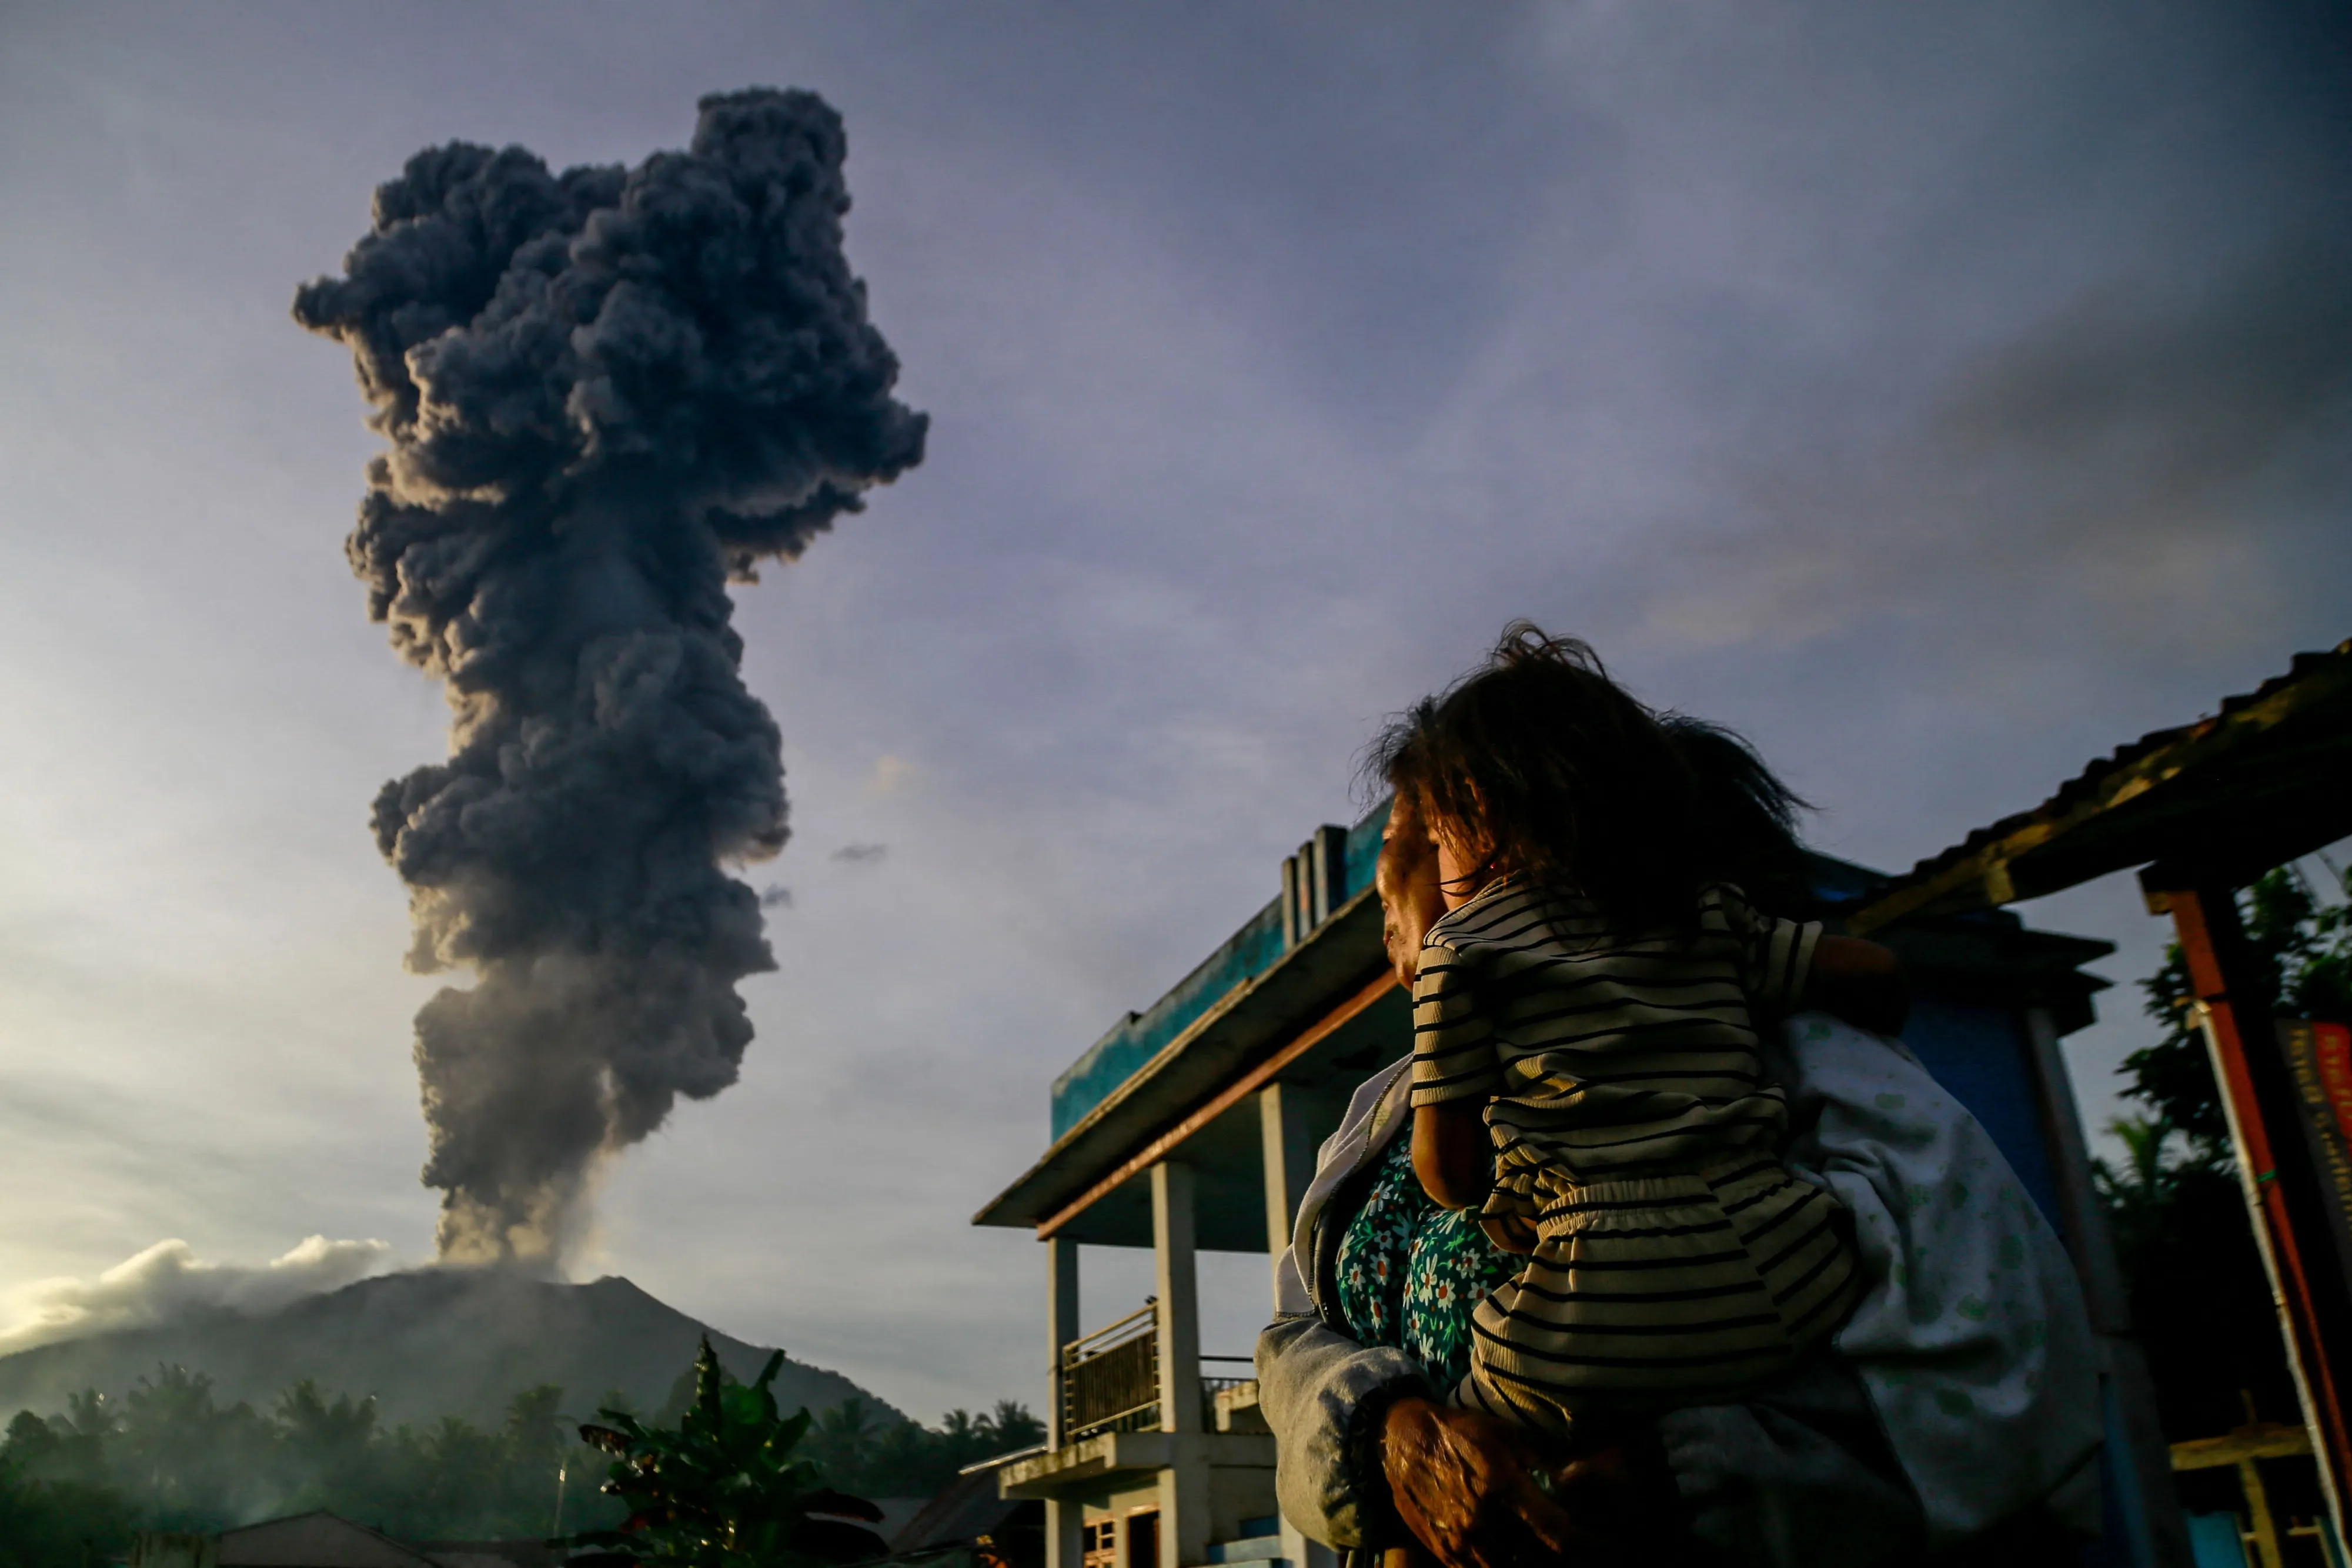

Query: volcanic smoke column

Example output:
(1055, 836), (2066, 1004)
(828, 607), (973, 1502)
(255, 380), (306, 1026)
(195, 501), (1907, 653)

(294, 89), (927, 1263)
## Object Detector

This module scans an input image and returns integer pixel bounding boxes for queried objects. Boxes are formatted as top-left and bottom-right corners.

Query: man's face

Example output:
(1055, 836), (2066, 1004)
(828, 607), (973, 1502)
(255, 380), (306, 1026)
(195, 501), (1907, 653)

(1377, 797), (1446, 988)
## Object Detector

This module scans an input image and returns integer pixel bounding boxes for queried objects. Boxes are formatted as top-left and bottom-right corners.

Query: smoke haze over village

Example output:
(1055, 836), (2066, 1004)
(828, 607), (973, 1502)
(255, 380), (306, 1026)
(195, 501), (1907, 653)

(2, 2), (2349, 1420)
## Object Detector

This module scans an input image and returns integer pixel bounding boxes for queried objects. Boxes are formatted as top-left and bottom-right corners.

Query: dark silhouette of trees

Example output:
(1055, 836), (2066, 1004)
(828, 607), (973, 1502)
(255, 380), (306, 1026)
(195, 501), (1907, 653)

(0, 1368), (612, 1546)
(0, 1350), (1043, 1566)
(570, 1338), (887, 1568)
(801, 1400), (1043, 1501)
(2098, 862), (2352, 1442)
(0, 1411), (128, 1568)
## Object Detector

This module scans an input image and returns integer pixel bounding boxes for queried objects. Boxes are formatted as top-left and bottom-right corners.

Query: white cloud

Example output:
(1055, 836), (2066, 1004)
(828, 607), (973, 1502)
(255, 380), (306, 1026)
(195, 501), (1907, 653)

(0, 1237), (396, 1356)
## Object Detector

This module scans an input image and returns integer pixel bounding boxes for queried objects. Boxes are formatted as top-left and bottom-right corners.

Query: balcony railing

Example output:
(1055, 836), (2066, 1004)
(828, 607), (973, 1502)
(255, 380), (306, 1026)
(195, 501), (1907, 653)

(1199, 1355), (1254, 1428)
(1063, 1303), (1160, 1440)
(1060, 1307), (1266, 1443)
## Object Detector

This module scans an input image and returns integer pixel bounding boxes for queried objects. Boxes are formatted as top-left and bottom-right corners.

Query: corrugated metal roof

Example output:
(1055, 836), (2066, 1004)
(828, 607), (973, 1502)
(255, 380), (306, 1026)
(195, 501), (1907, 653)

(1851, 638), (2352, 933)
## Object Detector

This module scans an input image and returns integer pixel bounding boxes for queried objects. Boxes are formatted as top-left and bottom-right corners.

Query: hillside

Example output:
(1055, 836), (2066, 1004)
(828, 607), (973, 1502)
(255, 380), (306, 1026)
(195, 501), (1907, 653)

(0, 1269), (894, 1428)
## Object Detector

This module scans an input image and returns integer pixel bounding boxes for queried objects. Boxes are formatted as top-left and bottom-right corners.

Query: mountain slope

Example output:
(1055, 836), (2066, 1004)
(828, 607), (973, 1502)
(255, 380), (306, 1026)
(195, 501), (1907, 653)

(0, 1271), (893, 1428)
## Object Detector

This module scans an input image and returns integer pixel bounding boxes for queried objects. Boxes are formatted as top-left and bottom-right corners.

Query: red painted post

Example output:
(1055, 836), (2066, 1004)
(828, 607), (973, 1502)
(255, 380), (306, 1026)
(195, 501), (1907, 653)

(2164, 883), (2352, 1530)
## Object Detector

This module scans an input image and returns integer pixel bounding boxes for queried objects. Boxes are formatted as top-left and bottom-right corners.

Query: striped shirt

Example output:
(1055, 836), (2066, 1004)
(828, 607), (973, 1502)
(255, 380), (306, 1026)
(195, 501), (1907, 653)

(1408, 877), (1856, 1419)
(1409, 878), (1819, 1186)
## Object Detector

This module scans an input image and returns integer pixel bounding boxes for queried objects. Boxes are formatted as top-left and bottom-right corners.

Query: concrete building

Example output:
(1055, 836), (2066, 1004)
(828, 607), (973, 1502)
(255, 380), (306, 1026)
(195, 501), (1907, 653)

(974, 810), (2149, 1568)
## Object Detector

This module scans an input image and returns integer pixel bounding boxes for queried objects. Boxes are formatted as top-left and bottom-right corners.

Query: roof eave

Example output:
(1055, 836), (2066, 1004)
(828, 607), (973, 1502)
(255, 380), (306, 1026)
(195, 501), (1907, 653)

(1850, 640), (2352, 934)
(973, 885), (1386, 1231)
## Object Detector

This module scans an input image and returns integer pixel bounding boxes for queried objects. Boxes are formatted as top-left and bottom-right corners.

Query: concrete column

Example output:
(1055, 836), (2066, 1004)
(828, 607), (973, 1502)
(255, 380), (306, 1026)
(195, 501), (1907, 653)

(1157, 1454), (1211, 1568)
(1044, 1500), (1085, 1568)
(1282, 855), (1304, 949)
(2024, 1005), (2192, 1568)
(2022, 1007), (2130, 1328)
(1259, 1084), (1315, 1305)
(1153, 1161), (1202, 1433)
(1152, 1161), (1208, 1566)
(1278, 1521), (1338, 1568)
(1046, 1235), (1081, 1450)
(1309, 824), (1346, 925)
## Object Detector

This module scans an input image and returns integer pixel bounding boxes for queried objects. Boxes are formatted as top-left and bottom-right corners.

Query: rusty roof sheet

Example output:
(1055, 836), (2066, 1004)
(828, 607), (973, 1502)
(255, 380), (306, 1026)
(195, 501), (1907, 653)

(1850, 638), (2352, 934)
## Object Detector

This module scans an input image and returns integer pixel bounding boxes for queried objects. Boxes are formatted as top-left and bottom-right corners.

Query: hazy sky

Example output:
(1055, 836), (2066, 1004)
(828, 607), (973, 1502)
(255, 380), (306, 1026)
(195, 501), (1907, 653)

(2, 2), (2348, 1422)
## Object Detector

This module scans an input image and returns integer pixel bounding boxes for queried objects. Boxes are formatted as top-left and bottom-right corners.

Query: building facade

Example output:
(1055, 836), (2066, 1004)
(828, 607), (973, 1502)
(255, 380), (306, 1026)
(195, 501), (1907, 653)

(975, 807), (2155, 1568)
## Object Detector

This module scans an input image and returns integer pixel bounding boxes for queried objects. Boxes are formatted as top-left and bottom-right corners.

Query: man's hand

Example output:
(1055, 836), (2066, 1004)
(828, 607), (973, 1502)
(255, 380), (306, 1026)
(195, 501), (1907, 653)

(1378, 1397), (1635, 1568)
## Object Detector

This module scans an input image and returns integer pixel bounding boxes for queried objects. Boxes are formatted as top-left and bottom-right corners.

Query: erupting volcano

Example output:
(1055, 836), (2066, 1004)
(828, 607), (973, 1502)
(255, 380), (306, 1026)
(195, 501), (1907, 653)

(294, 88), (927, 1264)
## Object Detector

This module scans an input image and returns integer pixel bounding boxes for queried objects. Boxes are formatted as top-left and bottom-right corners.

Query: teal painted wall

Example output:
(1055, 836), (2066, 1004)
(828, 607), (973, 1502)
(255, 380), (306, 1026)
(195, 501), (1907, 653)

(1047, 803), (1389, 1141)
(1048, 897), (1288, 1141)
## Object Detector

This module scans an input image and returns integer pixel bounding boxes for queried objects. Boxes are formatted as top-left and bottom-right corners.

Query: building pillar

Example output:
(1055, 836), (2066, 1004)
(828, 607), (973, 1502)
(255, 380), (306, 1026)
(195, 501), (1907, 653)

(1043, 1238), (1084, 1568)
(2024, 1005), (2190, 1568)
(1154, 1161), (1202, 1433)
(1152, 1161), (1210, 1566)
(1259, 1084), (1315, 1306)
(2022, 1007), (2131, 1328)
(1046, 1235), (1080, 1450)
(1044, 1501), (1085, 1568)
(1277, 1520), (1337, 1568)
(1157, 1456), (1210, 1568)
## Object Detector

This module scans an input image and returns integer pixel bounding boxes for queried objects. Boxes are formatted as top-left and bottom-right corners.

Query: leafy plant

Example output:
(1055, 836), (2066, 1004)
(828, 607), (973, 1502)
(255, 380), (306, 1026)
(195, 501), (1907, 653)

(2122, 861), (2352, 1161)
(801, 1398), (1041, 1500)
(4, 1356), (1033, 1551)
(0, 1456), (129, 1568)
(2092, 1115), (2190, 1263)
(570, 1338), (887, 1568)
(2096, 858), (2352, 1441)
(0, 1414), (129, 1568)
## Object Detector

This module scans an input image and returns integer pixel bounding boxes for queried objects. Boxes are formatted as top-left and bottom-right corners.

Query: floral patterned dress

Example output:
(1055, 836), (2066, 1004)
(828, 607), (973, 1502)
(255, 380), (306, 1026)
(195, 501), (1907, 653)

(1333, 1132), (1521, 1392)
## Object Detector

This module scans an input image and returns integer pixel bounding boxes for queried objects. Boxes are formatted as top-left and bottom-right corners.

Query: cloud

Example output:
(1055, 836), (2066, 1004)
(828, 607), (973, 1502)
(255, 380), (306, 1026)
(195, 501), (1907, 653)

(1637, 236), (2352, 661)
(829, 844), (888, 865)
(0, 1237), (396, 1355)
(290, 88), (926, 1264)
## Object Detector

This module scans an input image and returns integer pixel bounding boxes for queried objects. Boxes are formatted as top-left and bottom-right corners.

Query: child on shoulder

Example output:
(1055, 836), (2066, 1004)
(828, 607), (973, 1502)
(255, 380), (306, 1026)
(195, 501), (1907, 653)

(1371, 623), (1906, 1439)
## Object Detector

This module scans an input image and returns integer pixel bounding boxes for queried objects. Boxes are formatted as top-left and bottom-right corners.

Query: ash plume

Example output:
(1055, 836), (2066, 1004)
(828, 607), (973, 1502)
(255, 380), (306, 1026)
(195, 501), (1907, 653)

(294, 89), (926, 1264)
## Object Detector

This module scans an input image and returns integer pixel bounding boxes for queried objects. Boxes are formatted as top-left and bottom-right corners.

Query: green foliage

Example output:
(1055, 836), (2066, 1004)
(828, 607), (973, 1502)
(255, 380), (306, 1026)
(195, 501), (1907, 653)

(2092, 1115), (2298, 1438)
(2092, 1116), (2189, 1263)
(2122, 862), (2352, 1161)
(116, 1367), (280, 1528)
(2098, 859), (2352, 1439)
(571, 1338), (887, 1568)
(2, 1370), (619, 1548)
(0, 1415), (129, 1568)
(0, 1345), (1037, 1565)
(274, 1382), (381, 1513)
(800, 1400), (1043, 1501)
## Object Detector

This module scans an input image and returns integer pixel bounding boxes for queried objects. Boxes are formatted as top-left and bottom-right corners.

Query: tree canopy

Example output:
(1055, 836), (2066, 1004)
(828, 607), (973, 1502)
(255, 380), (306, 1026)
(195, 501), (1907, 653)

(2097, 860), (2351, 1446)
(1, 1351), (1041, 1568)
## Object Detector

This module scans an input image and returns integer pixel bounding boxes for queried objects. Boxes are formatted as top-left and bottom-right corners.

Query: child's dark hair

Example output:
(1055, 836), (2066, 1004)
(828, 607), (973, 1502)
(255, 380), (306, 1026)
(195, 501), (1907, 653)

(1366, 623), (1813, 930)
(1661, 715), (1815, 917)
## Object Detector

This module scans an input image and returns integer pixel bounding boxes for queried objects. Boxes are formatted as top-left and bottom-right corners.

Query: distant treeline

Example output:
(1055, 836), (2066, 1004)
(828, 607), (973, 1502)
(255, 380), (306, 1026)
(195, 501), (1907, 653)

(0, 1362), (1043, 1568)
